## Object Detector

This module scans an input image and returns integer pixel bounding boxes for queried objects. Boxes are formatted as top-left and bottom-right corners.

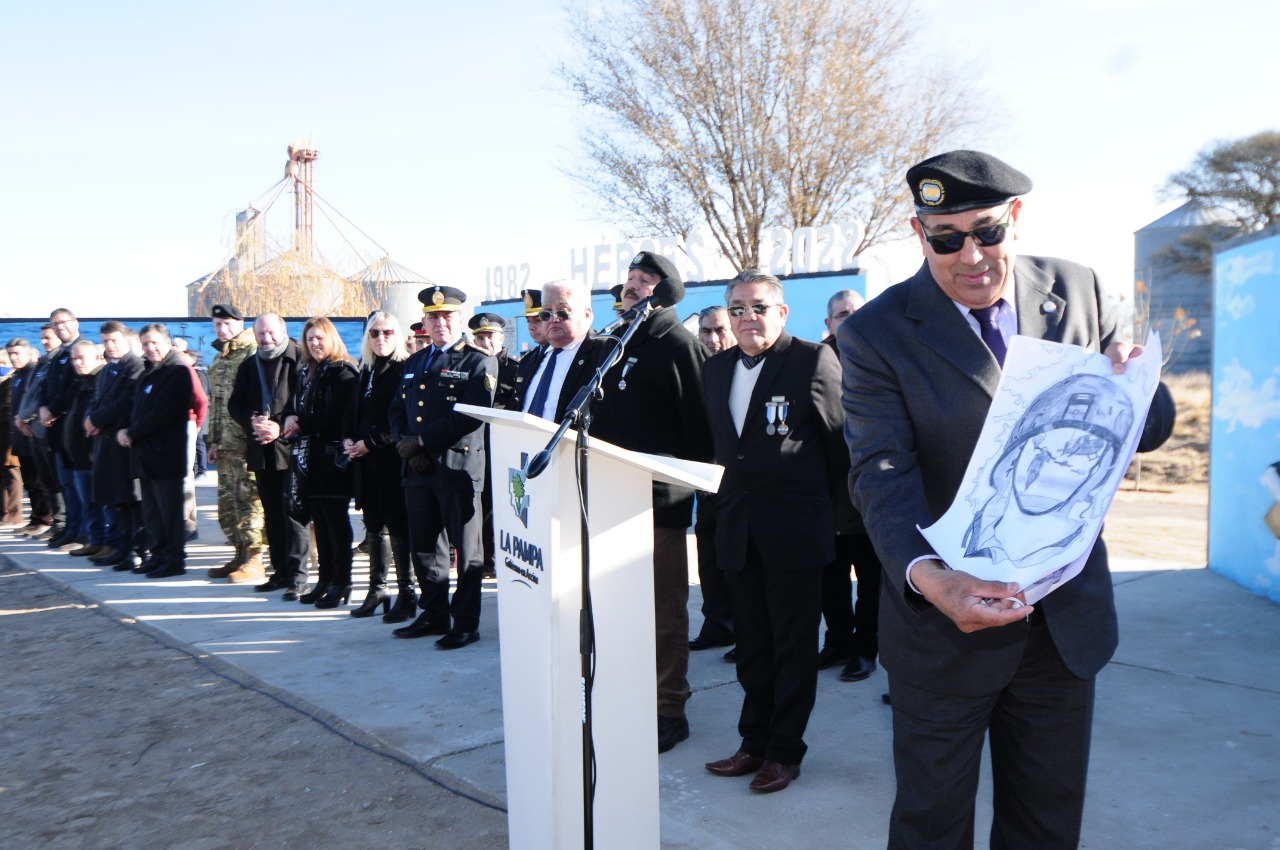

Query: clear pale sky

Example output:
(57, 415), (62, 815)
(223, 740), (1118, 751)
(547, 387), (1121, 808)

(1, 0), (1275, 318)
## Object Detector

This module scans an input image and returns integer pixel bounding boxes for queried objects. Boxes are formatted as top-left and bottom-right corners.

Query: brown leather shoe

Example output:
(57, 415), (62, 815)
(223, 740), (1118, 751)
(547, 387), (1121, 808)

(705, 750), (765, 777)
(748, 761), (800, 793)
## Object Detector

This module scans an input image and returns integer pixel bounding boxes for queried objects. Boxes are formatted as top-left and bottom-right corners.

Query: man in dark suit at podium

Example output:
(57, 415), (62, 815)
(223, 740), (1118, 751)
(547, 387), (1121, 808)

(839, 150), (1175, 848)
(515, 280), (611, 422)
(701, 270), (844, 793)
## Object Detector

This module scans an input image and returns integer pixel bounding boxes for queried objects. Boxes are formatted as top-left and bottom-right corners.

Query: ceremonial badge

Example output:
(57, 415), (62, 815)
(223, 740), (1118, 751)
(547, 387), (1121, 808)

(765, 396), (790, 435)
(618, 356), (638, 391)
(919, 179), (945, 207)
(432, 289), (445, 306)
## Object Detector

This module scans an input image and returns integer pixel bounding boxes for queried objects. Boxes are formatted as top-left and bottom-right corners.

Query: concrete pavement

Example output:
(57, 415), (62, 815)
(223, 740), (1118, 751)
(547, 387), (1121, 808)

(3, 477), (1277, 849)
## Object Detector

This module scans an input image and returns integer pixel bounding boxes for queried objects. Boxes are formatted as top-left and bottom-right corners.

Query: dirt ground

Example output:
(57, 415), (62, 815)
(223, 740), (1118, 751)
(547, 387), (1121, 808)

(0, 564), (508, 850)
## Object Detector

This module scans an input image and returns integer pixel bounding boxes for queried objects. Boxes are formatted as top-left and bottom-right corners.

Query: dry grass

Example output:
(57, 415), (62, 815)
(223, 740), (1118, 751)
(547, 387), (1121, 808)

(1125, 370), (1210, 488)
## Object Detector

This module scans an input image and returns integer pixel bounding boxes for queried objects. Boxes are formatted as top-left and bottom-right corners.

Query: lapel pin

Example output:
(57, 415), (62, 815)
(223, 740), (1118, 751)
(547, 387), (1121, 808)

(1041, 301), (1057, 315)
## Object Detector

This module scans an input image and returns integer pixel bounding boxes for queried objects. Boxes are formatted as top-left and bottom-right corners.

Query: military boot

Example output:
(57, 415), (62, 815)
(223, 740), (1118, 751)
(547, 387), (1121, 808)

(208, 545), (245, 579)
(228, 550), (267, 584)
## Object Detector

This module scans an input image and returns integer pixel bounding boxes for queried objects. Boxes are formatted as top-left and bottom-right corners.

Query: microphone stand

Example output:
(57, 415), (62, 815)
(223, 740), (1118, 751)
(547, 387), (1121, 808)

(521, 299), (659, 850)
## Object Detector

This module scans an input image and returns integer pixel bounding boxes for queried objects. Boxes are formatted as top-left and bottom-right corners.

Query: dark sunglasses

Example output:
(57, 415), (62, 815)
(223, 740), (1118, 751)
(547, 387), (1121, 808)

(920, 207), (1013, 255)
(537, 308), (572, 322)
(367, 329), (396, 338)
(727, 303), (776, 318)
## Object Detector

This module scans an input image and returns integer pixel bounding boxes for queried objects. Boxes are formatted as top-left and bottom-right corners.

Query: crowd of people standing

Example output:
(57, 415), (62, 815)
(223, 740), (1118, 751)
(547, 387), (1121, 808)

(1, 151), (1179, 848)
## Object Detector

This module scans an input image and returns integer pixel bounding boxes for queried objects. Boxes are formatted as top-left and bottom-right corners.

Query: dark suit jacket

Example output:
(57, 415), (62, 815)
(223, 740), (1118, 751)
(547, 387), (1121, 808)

(839, 256), (1130, 696)
(128, 349), (195, 480)
(227, 341), (304, 472)
(511, 336), (615, 423)
(388, 339), (497, 492)
(704, 332), (845, 573)
(88, 351), (144, 504)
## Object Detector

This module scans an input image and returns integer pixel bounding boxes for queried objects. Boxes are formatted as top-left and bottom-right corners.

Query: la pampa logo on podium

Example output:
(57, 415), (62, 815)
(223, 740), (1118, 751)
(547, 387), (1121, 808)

(508, 453), (530, 528)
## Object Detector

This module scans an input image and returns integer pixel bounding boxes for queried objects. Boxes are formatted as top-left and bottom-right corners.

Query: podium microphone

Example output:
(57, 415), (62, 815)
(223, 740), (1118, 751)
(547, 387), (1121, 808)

(596, 277), (684, 335)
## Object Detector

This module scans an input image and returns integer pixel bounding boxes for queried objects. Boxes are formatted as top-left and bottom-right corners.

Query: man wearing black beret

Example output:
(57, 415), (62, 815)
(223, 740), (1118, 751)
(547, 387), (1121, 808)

(839, 150), (1175, 848)
(590, 250), (714, 754)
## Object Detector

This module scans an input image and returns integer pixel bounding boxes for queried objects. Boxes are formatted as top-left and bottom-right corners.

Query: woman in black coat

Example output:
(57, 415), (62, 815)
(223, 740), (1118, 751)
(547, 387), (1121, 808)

(283, 317), (358, 609)
(341, 311), (412, 620)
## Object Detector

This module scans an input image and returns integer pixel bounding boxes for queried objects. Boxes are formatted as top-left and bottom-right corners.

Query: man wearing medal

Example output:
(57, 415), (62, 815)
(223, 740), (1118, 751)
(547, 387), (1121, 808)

(699, 269), (845, 793)
(387, 285), (497, 649)
(590, 250), (714, 754)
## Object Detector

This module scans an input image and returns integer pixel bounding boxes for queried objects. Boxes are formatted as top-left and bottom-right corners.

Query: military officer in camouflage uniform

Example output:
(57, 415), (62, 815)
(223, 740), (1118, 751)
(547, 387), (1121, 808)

(388, 286), (497, 648)
(203, 304), (267, 582)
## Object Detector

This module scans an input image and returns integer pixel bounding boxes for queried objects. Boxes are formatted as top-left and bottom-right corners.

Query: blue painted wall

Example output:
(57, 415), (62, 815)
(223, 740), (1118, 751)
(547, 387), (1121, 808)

(1208, 229), (1280, 602)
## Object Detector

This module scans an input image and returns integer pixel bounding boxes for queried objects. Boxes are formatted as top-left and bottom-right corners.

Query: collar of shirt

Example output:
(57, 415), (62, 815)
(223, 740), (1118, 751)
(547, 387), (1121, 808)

(951, 287), (1018, 343)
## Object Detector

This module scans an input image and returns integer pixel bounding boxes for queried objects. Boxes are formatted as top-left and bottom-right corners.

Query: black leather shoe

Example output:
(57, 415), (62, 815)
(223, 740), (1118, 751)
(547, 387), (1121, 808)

(132, 557), (161, 575)
(393, 612), (450, 639)
(350, 588), (390, 618)
(113, 554), (142, 572)
(657, 714), (689, 753)
(255, 576), (289, 593)
(839, 656), (877, 682)
(706, 750), (765, 777)
(817, 645), (853, 670)
(749, 761), (800, 793)
(282, 588), (301, 601)
(314, 584), (352, 609)
(435, 630), (480, 650)
(91, 548), (123, 566)
(146, 563), (187, 579)
(723, 648), (737, 663)
(689, 632), (734, 651)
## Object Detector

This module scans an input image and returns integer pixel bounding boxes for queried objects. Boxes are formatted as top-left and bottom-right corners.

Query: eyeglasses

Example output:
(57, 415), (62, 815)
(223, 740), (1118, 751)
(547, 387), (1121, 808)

(727, 304), (777, 318)
(367, 329), (396, 338)
(919, 206), (1013, 255)
(537, 309), (572, 322)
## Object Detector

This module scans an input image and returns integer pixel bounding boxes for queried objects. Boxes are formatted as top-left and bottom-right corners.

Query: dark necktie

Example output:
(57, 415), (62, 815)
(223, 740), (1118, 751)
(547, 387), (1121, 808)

(527, 346), (563, 419)
(422, 346), (440, 374)
(739, 350), (767, 370)
(970, 303), (1007, 367)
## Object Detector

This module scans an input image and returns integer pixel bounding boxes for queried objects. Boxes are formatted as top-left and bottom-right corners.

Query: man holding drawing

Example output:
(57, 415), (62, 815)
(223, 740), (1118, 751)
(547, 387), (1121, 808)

(838, 150), (1174, 849)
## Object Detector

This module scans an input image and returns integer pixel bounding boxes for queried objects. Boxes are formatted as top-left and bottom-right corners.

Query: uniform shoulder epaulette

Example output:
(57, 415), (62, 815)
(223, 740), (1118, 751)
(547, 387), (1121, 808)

(461, 341), (487, 354)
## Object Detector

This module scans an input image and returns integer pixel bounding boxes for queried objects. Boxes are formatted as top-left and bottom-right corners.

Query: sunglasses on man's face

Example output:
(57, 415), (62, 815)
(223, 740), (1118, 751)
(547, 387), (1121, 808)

(537, 309), (572, 322)
(727, 303), (776, 318)
(919, 207), (1013, 255)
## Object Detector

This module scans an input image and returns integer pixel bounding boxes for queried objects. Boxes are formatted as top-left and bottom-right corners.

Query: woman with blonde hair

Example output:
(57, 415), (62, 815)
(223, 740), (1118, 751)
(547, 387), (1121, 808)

(282, 316), (358, 609)
(342, 311), (417, 620)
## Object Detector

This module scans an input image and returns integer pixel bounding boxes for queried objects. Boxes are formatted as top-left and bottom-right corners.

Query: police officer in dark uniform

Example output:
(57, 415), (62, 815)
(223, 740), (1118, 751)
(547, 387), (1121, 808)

(512, 288), (546, 403)
(388, 286), (498, 648)
(469, 311), (518, 579)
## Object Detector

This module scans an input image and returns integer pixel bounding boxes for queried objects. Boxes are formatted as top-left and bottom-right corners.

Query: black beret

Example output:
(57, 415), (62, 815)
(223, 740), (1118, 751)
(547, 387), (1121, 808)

(907, 150), (1032, 215)
(469, 312), (506, 334)
(211, 303), (244, 320)
(417, 285), (467, 313)
(521, 289), (543, 317)
(628, 251), (682, 285)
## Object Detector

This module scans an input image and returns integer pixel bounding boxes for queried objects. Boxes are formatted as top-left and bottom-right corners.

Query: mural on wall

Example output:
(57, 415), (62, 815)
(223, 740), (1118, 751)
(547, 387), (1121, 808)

(1209, 231), (1280, 602)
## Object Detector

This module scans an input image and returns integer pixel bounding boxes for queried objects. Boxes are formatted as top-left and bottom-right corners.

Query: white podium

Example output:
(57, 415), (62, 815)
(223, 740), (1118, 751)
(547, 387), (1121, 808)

(457, 405), (722, 850)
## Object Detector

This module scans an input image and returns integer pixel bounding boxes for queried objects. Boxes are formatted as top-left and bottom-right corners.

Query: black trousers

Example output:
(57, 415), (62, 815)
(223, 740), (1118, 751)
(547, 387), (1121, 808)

(31, 437), (65, 527)
(140, 477), (185, 568)
(309, 497), (353, 587)
(887, 616), (1096, 850)
(693, 501), (734, 642)
(15, 454), (52, 523)
(254, 464), (310, 588)
(108, 500), (144, 555)
(821, 531), (883, 660)
(404, 484), (483, 632)
(724, 540), (822, 765)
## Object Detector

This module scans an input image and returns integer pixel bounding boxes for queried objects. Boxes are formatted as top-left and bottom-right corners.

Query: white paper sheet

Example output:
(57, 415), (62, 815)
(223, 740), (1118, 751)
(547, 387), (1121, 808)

(919, 333), (1163, 603)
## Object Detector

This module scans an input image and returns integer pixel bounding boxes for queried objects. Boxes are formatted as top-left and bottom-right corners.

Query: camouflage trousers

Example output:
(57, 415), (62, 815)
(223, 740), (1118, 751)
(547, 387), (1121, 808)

(216, 451), (266, 554)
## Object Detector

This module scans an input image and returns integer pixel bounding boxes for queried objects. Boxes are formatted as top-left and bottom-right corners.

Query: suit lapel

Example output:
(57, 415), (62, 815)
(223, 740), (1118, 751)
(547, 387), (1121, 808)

(704, 351), (737, 444)
(905, 269), (1001, 397)
(1013, 258), (1066, 343)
